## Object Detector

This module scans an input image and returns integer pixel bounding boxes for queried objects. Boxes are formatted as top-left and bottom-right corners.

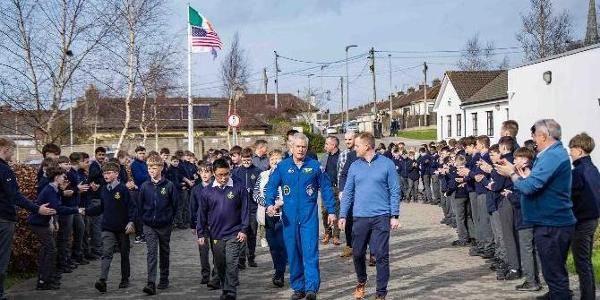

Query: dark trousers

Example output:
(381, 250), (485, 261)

(352, 215), (390, 297)
(144, 224), (172, 283)
(100, 231), (131, 281)
(399, 176), (408, 201)
(476, 194), (493, 252)
(175, 189), (190, 226)
(345, 203), (354, 247)
(431, 175), (441, 204)
(406, 179), (418, 201)
(71, 213), (85, 260)
(30, 225), (57, 283)
(266, 216), (287, 275)
(239, 210), (258, 264)
(571, 219), (598, 300)
(468, 192), (480, 243)
(0, 220), (16, 297)
(197, 239), (211, 281)
(518, 228), (540, 285)
(130, 190), (144, 237)
(213, 237), (242, 296)
(56, 214), (74, 268)
(534, 225), (575, 300)
(452, 197), (470, 241)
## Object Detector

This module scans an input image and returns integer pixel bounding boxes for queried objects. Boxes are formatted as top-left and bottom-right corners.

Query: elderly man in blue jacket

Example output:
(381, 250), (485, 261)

(265, 133), (337, 300)
(496, 119), (576, 300)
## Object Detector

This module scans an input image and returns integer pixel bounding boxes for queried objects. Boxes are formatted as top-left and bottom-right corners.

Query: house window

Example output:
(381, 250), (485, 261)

(456, 114), (462, 137)
(486, 111), (494, 136)
(446, 115), (452, 138)
(471, 113), (478, 136)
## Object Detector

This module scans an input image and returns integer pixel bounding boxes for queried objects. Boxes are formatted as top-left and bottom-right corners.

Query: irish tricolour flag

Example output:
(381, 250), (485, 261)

(188, 6), (222, 56)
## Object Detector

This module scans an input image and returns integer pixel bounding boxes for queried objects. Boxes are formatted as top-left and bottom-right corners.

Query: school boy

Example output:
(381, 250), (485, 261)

(417, 147), (433, 204)
(569, 133), (600, 300)
(446, 155), (470, 246)
(469, 136), (494, 258)
(404, 151), (419, 202)
(131, 146), (149, 243)
(197, 159), (249, 300)
(89, 162), (136, 293)
(138, 155), (178, 295)
(55, 156), (78, 273)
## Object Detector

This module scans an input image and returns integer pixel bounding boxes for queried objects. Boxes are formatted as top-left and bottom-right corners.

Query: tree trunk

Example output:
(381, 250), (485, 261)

(116, 26), (136, 150)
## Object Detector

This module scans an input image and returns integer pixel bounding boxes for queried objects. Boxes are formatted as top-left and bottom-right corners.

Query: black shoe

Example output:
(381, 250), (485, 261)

(95, 279), (107, 293)
(248, 260), (258, 268)
(119, 279), (130, 289)
(306, 291), (316, 300)
(85, 253), (100, 260)
(515, 281), (542, 292)
(481, 251), (495, 259)
(451, 240), (469, 247)
(59, 266), (73, 273)
(219, 294), (236, 300)
(238, 263), (246, 270)
(207, 280), (221, 290)
(143, 282), (156, 295)
(496, 268), (507, 280)
(37, 280), (60, 290)
(504, 269), (521, 281)
(200, 277), (210, 284)
(157, 280), (169, 289)
(535, 292), (550, 299)
(176, 224), (187, 230)
(272, 273), (284, 288)
(76, 258), (90, 265)
(468, 247), (481, 257)
(291, 291), (306, 300)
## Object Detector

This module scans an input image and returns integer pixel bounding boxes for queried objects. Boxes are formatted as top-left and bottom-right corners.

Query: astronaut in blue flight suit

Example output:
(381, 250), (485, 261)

(265, 133), (337, 300)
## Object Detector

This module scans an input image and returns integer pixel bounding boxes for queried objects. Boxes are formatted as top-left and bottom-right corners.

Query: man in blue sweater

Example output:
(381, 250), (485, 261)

(1, 137), (56, 299)
(197, 159), (249, 300)
(131, 146), (149, 243)
(496, 119), (576, 300)
(338, 132), (401, 300)
(264, 133), (336, 300)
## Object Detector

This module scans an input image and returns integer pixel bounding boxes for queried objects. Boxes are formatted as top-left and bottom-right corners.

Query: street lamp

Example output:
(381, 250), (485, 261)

(307, 73), (314, 97)
(345, 44), (357, 126)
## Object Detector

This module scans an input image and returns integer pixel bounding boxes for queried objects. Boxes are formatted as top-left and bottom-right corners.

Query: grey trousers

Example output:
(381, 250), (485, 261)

(100, 231), (131, 281)
(490, 211), (505, 260)
(56, 214), (74, 267)
(422, 175), (433, 202)
(213, 237), (242, 296)
(29, 225), (57, 283)
(197, 242), (211, 281)
(399, 177), (408, 200)
(498, 198), (519, 270)
(175, 189), (190, 225)
(518, 228), (540, 285)
(431, 175), (441, 204)
(468, 192), (480, 243)
(476, 193), (494, 251)
(406, 179), (418, 201)
(0, 220), (16, 297)
(571, 219), (599, 300)
(452, 197), (470, 241)
(144, 225), (172, 283)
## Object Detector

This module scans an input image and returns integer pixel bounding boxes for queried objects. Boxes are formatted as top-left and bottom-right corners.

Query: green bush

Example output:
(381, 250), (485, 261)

(306, 132), (325, 154)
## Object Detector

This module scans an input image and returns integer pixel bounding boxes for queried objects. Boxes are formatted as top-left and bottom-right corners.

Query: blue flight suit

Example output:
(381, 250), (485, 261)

(264, 156), (335, 294)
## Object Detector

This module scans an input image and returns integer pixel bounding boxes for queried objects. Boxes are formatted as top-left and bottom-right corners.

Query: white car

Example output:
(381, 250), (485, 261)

(326, 127), (338, 134)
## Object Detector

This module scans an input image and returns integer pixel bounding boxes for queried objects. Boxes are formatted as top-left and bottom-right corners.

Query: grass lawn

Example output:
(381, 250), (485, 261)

(566, 245), (600, 284)
(397, 129), (437, 141)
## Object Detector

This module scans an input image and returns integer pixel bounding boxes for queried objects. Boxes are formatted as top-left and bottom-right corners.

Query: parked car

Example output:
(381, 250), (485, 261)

(344, 121), (359, 133)
(326, 127), (338, 134)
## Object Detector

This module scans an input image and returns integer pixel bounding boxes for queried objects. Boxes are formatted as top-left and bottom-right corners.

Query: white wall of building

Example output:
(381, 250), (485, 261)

(462, 100), (509, 140)
(508, 45), (600, 164)
(434, 80), (466, 140)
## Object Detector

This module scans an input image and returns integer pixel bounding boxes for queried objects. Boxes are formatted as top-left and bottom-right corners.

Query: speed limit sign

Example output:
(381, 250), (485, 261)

(227, 114), (241, 128)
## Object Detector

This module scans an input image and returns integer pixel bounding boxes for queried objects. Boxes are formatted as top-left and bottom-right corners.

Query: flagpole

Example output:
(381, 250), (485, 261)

(187, 3), (194, 153)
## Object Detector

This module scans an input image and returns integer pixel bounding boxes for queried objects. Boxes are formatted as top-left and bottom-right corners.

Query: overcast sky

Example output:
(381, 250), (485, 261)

(167, 0), (590, 112)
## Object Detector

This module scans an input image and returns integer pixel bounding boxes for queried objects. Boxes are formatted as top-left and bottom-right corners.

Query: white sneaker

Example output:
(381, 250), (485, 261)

(261, 238), (268, 248)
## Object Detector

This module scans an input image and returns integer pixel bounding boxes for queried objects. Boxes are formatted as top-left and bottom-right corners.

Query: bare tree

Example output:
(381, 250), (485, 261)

(221, 32), (250, 100)
(457, 34), (496, 71)
(516, 0), (573, 61)
(0, 0), (113, 148)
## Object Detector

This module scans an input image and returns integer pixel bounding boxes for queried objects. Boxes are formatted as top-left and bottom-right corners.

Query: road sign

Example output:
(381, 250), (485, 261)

(227, 114), (241, 128)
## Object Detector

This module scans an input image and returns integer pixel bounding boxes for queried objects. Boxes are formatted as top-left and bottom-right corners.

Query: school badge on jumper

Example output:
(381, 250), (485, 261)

(213, 239), (218, 245)
(227, 191), (235, 200)
(303, 168), (313, 174)
(288, 168), (294, 174)
(305, 184), (314, 197)
(251, 174), (256, 180)
(283, 185), (291, 196)
(114, 192), (121, 200)
(160, 187), (167, 195)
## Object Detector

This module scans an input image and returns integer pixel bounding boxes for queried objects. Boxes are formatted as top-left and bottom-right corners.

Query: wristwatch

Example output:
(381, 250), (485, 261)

(392, 215), (399, 219)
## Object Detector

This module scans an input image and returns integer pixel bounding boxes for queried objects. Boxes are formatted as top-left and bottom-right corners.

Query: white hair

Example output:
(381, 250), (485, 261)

(291, 132), (309, 145)
(534, 119), (562, 141)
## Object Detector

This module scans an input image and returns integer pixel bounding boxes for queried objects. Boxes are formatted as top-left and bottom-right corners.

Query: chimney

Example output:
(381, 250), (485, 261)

(407, 87), (416, 93)
(432, 78), (441, 86)
(396, 91), (405, 97)
(585, 0), (599, 45)
(419, 84), (429, 90)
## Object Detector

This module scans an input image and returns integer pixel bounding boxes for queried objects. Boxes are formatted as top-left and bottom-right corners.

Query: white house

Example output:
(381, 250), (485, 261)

(433, 70), (509, 140)
(508, 43), (600, 164)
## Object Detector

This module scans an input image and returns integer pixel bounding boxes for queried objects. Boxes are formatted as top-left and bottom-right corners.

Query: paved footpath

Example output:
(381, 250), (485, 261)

(8, 202), (581, 299)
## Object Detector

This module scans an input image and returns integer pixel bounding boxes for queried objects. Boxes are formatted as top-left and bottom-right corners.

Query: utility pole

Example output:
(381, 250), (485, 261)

(369, 47), (377, 115)
(345, 44), (357, 125)
(423, 61), (429, 126)
(388, 54), (393, 135)
(340, 77), (344, 122)
(263, 67), (268, 103)
(274, 51), (279, 109)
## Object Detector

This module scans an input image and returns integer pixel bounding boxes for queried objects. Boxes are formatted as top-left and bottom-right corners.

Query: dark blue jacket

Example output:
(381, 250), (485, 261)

(63, 168), (82, 208)
(399, 157), (409, 177)
(339, 150), (358, 190)
(189, 179), (213, 230)
(232, 164), (261, 211)
(515, 142), (576, 227)
(465, 153), (478, 192)
(471, 152), (492, 195)
(417, 153), (431, 176)
(446, 167), (468, 198)
(391, 156), (403, 175)
(37, 174), (50, 195)
(118, 164), (129, 185)
(166, 165), (186, 191)
(77, 168), (90, 208)
(406, 159), (420, 181)
(196, 181), (249, 240)
(137, 178), (178, 228)
(429, 153), (440, 175)
(131, 159), (150, 188)
(27, 183), (78, 226)
(87, 182), (136, 232)
(0, 158), (39, 222)
(88, 160), (105, 199)
(571, 156), (600, 222)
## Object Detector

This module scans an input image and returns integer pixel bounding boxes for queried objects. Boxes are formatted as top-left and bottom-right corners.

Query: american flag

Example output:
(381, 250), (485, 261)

(191, 26), (222, 49)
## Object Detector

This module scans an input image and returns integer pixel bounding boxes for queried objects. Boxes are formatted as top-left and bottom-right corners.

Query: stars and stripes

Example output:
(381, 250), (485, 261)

(191, 26), (222, 49)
